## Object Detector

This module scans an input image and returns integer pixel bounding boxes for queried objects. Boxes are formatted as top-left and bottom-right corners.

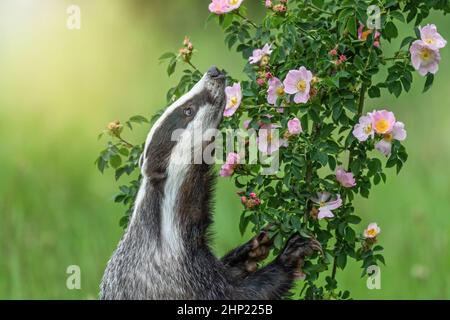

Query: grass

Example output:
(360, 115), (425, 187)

(0, 0), (449, 299)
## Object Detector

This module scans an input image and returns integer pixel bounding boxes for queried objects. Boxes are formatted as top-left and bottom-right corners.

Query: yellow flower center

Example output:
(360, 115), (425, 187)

(364, 123), (373, 135)
(260, 55), (269, 66)
(361, 30), (373, 41)
(319, 201), (325, 207)
(229, 0), (239, 5)
(425, 38), (434, 45)
(420, 48), (433, 61)
(367, 228), (378, 237)
(297, 80), (307, 92)
(267, 132), (273, 143)
(375, 119), (389, 133)
(226, 96), (238, 109)
(276, 87), (285, 96)
(384, 132), (393, 142)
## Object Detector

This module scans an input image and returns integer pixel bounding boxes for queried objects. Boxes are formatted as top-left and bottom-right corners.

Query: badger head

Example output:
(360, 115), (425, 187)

(141, 66), (226, 182)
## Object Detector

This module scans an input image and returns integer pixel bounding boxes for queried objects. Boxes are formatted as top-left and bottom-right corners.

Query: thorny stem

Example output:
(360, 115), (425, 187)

(347, 83), (367, 169)
(187, 61), (201, 73)
(307, 3), (334, 16)
(117, 136), (134, 148)
(298, 26), (319, 41)
(303, 122), (321, 223)
(383, 57), (404, 61)
(235, 12), (258, 28)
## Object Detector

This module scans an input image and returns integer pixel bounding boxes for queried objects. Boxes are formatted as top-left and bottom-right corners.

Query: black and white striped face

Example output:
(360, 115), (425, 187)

(141, 66), (226, 179)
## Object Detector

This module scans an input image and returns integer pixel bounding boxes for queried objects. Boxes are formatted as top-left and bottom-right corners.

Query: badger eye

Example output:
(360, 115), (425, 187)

(184, 107), (193, 117)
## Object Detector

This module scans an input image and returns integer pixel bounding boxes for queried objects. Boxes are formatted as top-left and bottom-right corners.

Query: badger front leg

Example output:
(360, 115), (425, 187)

(221, 230), (272, 279)
(232, 235), (322, 299)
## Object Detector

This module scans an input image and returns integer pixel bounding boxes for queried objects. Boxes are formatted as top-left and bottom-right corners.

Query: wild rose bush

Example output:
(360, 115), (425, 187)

(97, 0), (449, 299)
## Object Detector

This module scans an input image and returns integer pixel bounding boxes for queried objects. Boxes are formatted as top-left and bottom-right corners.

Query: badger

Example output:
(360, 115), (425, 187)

(100, 66), (321, 300)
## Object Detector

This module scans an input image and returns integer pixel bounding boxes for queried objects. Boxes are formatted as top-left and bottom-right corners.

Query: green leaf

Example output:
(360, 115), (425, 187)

(347, 215), (362, 224)
(368, 86), (380, 98)
(384, 21), (398, 40)
(159, 52), (176, 61)
(345, 227), (356, 242)
(388, 81), (402, 97)
(239, 214), (251, 236)
(167, 59), (177, 77)
(400, 36), (415, 49)
(423, 74), (434, 92)
(129, 115), (149, 123)
(390, 11), (405, 22)
(109, 154), (122, 169)
(336, 253), (347, 269)
(346, 17), (357, 37)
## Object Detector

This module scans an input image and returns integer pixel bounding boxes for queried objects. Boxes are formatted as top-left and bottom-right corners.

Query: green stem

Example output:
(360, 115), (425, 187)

(331, 258), (338, 279)
(117, 136), (134, 148)
(303, 123), (321, 222)
(347, 83), (367, 169)
(235, 12), (258, 28)
(187, 61), (201, 73)
(307, 3), (334, 16)
(298, 26), (318, 41)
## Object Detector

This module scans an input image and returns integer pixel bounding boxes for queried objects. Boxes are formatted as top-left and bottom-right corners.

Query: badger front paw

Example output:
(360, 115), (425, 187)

(244, 230), (272, 272)
(276, 235), (322, 277)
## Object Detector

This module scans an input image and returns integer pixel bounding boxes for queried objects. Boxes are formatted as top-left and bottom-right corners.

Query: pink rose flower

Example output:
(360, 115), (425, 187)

(335, 166), (356, 188)
(352, 115), (374, 142)
(283, 66), (313, 104)
(375, 121), (407, 157)
(267, 77), (284, 105)
(370, 109), (396, 134)
(225, 0), (244, 11)
(209, 0), (243, 14)
(208, 0), (229, 14)
(224, 83), (242, 117)
(311, 192), (342, 219)
(364, 223), (381, 239)
(243, 120), (251, 130)
(219, 152), (241, 177)
(410, 40), (441, 76)
(287, 117), (302, 135)
(265, 0), (272, 8)
(249, 44), (273, 64)
(419, 24), (447, 51)
(257, 123), (287, 155)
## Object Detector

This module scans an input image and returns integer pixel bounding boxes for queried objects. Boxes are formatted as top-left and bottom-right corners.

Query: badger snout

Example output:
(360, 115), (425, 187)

(207, 66), (225, 79)
(203, 66), (226, 124)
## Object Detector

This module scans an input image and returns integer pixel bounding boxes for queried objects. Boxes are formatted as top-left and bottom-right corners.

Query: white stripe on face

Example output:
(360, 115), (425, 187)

(159, 106), (209, 254)
(140, 73), (208, 175)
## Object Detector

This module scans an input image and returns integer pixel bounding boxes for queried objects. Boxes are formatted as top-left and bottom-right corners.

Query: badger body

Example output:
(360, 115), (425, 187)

(100, 67), (320, 300)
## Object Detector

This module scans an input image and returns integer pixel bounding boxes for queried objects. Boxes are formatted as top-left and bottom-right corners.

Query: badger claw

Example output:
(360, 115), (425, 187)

(244, 230), (273, 272)
(277, 234), (322, 271)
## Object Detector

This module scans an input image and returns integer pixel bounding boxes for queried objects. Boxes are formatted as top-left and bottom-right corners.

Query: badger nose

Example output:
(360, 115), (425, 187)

(207, 66), (222, 78)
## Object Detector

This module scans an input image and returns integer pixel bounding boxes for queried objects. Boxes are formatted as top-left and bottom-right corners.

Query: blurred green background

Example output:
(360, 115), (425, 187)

(0, 0), (449, 299)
